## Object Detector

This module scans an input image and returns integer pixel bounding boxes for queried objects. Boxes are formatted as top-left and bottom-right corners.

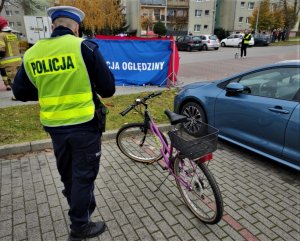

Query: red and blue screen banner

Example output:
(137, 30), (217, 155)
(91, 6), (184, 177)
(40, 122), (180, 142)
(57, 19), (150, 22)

(93, 35), (178, 86)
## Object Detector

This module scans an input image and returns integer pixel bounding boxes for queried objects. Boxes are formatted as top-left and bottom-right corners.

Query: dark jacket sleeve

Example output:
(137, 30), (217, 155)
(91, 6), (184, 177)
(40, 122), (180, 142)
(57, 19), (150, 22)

(12, 64), (38, 101)
(81, 40), (115, 98)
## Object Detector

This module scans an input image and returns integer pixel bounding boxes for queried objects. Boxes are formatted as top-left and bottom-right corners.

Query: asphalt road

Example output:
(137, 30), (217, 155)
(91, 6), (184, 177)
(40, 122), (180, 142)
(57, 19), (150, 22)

(177, 45), (299, 84)
(0, 44), (299, 241)
(0, 45), (299, 108)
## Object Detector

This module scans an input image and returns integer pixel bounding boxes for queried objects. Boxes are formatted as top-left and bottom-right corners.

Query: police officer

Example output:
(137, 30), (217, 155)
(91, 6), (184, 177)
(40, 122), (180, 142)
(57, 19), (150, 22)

(241, 29), (252, 59)
(12, 6), (115, 241)
(0, 16), (22, 91)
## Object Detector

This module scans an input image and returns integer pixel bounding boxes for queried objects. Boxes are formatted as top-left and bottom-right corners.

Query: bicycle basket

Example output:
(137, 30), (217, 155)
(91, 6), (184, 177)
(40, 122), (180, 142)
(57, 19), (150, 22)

(168, 122), (218, 160)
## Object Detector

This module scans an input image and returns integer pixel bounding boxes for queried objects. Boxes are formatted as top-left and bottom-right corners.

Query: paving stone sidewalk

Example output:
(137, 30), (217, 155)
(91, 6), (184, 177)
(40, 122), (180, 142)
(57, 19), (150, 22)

(1, 139), (299, 241)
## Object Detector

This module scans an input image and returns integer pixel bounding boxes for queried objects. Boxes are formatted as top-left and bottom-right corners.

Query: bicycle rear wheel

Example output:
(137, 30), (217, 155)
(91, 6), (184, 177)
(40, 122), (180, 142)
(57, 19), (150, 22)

(174, 157), (223, 224)
(116, 123), (166, 163)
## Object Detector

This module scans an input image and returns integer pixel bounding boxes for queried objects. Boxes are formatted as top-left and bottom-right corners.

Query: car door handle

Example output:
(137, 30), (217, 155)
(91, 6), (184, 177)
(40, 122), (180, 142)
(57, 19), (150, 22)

(268, 106), (289, 114)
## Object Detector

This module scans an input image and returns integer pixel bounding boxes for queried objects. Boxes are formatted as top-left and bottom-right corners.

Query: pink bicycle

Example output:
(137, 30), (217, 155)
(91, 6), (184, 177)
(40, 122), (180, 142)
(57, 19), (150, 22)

(116, 92), (223, 224)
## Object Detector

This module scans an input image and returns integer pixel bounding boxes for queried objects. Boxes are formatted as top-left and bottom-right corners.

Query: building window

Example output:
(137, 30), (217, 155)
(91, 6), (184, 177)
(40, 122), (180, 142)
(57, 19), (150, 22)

(241, 2), (245, 8)
(167, 9), (175, 16)
(6, 10), (13, 16)
(15, 10), (20, 14)
(205, 10), (209, 15)
(248, 2), (255, 9)
(196, 0), (204, 2)
(17, 21), (22, 26)
(239, 17), (243, 22)
(195, 9), (202, 17)
(204, 25), (208, 29)
(177, 10), (184, 17)
(9, 22), (14, 27)
(154, 8), (160, 20)
(194, 24), (201, 32)
(246, 17), (249, 23)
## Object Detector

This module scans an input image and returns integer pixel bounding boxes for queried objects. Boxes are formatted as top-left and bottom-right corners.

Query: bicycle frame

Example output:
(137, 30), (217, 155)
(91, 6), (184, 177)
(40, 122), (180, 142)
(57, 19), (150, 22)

(145, 110), (206, 191)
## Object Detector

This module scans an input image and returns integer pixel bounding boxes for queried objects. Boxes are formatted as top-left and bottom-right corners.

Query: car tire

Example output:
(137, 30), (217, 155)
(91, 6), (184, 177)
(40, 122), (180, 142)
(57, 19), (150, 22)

(187, 46), (191, 52)
(214, 47), (219, 50)
(221, 42), (226, 47)
(180, 102), (207, 137)
(203, 44), (208, 51)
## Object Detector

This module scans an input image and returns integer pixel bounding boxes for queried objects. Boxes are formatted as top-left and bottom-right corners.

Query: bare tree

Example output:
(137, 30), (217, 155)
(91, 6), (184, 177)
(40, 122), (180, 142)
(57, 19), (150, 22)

(281, 0), (300, 40)
(140, 16), (153, 35)
(0, 0), (49, 15)
(169, 15), (188, 39)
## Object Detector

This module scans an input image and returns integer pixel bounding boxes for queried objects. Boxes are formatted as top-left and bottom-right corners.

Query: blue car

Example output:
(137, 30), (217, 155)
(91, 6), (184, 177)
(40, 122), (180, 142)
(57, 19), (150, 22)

(174, 60), (300, 170)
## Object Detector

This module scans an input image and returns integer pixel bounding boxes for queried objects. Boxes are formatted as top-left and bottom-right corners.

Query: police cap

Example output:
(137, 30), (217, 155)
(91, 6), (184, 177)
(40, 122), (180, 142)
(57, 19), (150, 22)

(47, 6), (85, 24)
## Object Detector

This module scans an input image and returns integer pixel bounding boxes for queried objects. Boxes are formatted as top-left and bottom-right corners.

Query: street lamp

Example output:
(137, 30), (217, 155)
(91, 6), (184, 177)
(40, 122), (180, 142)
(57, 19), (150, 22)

(255, 0), (260, 34)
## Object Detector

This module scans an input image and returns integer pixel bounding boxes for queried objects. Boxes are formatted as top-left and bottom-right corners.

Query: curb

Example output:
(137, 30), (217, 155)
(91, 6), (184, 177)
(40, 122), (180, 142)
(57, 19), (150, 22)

(0, 124), (171, 158)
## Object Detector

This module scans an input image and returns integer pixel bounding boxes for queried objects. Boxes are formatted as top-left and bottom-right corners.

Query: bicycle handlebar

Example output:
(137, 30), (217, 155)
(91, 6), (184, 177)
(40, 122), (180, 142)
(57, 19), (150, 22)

(120, 91), (162, 116)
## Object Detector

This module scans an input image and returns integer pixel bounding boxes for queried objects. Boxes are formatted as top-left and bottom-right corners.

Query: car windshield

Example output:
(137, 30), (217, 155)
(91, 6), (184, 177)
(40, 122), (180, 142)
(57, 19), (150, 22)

(209, 35), (218, 40)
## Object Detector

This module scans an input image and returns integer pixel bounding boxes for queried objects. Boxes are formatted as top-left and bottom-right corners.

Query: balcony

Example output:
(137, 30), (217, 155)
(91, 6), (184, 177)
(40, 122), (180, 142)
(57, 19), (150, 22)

(166, 15), (188, 23)
(154, 15), (166, 21)
(140, 0), (167, 6)
(167, 0), (189, 8)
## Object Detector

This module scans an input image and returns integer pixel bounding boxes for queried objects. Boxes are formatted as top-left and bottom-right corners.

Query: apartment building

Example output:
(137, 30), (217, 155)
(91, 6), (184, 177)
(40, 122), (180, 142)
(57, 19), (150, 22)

(216, 0), (300, 35)
(189, 0), (217, 35)
(0, 0), (26, 35)
(166, 0), (189, 35)
(215, 0), (260, 33)
(125, 0), (168, 36)
(139, 0), (167, 35)
(125, 0), (216, 36)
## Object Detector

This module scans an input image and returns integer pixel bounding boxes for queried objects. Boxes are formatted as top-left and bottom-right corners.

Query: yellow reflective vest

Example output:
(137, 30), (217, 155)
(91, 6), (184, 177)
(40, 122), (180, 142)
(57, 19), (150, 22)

(0, 31), (22, 68)
(243, 34), (252, 45)
(23, 34), (95, 127)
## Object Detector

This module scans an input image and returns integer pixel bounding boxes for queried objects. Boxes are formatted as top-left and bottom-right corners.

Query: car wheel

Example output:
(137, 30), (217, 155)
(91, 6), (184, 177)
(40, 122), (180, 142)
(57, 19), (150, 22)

(214, 47), (219, 50)
(187, 46), (191, 52)
(203, 44), (208, 51)
(221, 42), (225, 47)
(180, 102), (207, 137)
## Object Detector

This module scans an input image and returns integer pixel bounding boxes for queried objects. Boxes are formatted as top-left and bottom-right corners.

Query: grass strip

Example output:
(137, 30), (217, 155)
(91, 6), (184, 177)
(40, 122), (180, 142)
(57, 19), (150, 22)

(0, 89), (178, 145)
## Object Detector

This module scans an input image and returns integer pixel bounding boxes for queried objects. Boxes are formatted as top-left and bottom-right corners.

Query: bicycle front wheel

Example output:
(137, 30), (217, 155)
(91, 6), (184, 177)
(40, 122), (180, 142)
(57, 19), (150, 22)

(116, 123), (166, 163)
(174, 157), (223, 224)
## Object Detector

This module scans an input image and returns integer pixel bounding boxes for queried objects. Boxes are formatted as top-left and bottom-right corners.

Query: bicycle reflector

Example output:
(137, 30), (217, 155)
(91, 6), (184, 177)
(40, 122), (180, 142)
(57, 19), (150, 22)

(198, 153), (213, 163)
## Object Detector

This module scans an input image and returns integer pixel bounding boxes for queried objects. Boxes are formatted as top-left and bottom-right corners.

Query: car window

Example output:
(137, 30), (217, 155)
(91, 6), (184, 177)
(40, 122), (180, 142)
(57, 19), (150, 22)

(238, 67), (300, 100)
(185, 36), (191, 41)
(209, 35), (217, 40)
(177, 37), (184, 42)
(193, 36), (201, 41)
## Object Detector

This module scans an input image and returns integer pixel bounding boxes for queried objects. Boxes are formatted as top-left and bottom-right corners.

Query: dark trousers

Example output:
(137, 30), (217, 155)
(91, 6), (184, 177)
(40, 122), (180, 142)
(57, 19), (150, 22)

(48, 127), (101, 231)
(241, 43), (248, 57)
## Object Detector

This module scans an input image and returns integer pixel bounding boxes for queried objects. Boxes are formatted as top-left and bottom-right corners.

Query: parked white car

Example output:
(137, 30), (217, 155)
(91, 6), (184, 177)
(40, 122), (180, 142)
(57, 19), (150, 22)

(200, 34), (220, 50)
(220, 34), (254, 47)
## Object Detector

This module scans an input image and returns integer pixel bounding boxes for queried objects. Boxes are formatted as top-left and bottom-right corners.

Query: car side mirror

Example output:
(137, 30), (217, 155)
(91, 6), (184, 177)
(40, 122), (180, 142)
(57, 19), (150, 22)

(225, 82), (245, 96)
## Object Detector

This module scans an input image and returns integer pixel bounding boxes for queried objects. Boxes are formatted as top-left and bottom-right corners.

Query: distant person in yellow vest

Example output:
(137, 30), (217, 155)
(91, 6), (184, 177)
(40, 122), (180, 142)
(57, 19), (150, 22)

(241, 29), (252, 59)
(0, 16), (22, 91)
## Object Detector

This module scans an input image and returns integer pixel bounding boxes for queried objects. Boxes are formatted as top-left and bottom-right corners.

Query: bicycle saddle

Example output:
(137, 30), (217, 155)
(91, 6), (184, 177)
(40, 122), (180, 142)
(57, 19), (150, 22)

(164, 110), (187, 125)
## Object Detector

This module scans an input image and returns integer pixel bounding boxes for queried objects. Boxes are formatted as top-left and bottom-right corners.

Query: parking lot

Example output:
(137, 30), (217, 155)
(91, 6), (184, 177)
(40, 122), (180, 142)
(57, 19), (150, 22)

(0, 45), (299, 240)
